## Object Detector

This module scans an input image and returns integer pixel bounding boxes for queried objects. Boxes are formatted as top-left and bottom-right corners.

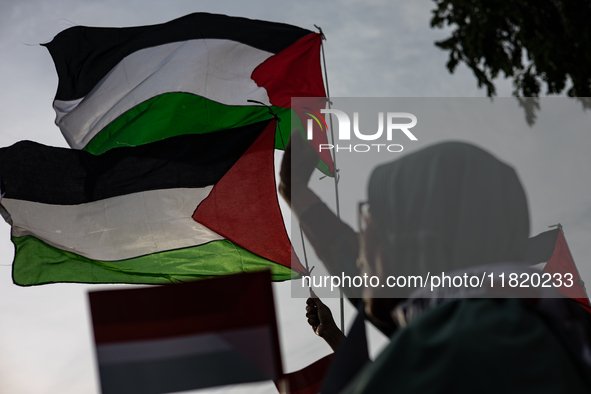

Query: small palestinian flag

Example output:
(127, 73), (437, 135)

(527, 227), (591, 313)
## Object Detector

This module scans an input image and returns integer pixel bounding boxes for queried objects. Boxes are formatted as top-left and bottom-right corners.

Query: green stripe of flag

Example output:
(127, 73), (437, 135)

(12, 235), (297, 286)
(83, 93), (282, 155)
(82, 93), (332, 175)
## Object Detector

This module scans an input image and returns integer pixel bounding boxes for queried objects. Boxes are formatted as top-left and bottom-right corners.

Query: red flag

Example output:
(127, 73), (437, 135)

(542, 229), (591, 314)
(89, 271), (283, 394)
(275, 354), (335, 394)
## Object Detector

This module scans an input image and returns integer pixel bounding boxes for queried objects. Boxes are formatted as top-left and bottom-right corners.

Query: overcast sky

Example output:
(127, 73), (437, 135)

(1, 1), (589, 394)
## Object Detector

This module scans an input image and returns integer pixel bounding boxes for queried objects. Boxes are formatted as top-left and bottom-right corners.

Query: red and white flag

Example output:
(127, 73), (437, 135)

(89, 271), (282, 394)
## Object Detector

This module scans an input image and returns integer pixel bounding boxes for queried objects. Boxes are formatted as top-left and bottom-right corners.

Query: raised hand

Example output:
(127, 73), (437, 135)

(306, 293), (345, 351)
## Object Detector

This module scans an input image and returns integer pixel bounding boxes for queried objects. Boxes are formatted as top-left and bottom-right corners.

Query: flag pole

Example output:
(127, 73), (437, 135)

(300, 227), (315, 297)
(315, 25), (345, 332)
(254, 103), (316, 296)
(550, 223), (591, 304)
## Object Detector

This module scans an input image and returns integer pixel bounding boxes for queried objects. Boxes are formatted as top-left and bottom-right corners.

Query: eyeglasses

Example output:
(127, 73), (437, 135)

(358, 201), (370, 233)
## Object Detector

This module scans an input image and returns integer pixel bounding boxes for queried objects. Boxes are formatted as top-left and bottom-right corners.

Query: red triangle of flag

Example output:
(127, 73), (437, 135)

(193, 120), (306, 276)
(543, 231), (591, 313)
(252, 33), (326, 109)
(252, 33), (335, 175)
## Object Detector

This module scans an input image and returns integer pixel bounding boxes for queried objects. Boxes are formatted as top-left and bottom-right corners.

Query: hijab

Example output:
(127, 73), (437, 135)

(367, 141), (529, 279)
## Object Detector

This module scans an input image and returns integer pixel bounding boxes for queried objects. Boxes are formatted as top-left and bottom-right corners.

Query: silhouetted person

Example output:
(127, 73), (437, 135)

(280, 133), (591, 393)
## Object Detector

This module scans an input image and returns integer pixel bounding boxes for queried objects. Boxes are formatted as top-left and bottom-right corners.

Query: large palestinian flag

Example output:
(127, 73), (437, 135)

(1, 120), (306, 285)
(44, 12), (333, 174)
(0, 13), (325, 285)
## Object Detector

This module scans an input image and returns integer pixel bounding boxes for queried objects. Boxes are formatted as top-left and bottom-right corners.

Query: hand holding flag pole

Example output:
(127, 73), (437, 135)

(306, 290), (345, 352)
